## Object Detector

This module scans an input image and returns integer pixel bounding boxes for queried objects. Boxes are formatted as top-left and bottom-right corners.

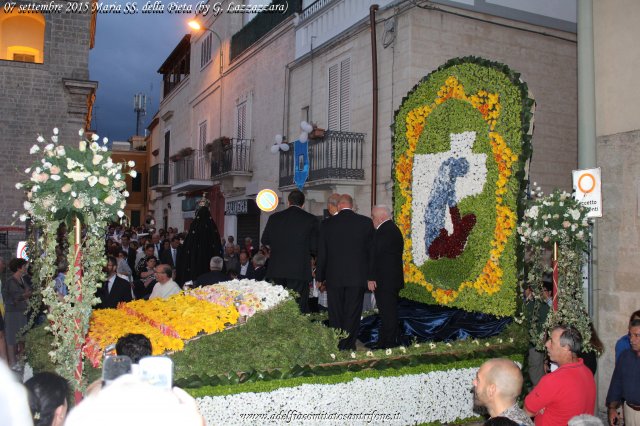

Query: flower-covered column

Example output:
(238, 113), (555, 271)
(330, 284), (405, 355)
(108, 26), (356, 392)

(17, 128), (135, 394)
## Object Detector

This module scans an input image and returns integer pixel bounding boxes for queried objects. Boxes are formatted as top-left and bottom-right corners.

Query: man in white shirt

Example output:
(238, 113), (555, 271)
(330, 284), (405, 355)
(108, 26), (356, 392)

(149, 264), (181, 300)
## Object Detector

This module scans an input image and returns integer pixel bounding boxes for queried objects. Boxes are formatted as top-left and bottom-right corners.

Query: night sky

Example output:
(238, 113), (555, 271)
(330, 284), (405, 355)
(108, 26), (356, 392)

(89, 12), (187, 141)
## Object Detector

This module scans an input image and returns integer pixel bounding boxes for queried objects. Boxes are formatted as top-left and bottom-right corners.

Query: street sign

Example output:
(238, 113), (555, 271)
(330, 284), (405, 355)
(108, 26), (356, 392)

(572, 168), (602, 218)
(256, 189), (278, 212)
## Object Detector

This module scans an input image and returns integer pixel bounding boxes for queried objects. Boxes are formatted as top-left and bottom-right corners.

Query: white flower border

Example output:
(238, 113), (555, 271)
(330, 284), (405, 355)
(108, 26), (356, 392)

(196, 366), (480, 425)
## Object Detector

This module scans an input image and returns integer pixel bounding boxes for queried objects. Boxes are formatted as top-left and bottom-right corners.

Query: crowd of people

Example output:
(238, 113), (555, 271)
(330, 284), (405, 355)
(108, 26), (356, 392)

(0, 189), (639, 425)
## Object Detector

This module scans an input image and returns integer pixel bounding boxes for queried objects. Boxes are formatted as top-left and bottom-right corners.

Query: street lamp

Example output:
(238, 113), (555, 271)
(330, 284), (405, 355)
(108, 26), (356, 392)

(188, 19), (223, 75)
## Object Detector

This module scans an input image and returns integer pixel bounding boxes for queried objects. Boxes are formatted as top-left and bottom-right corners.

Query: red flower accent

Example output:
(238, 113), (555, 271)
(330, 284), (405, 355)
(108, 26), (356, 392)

(428, 205), (476, 259)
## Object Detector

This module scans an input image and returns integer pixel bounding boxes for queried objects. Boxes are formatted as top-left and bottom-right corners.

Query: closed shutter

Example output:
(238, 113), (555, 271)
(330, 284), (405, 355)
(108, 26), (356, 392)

(339, 58), (350, 131)
(328, 63), (339, 130)
(236, 102), (247, 139)
(327, 58), (350, 131)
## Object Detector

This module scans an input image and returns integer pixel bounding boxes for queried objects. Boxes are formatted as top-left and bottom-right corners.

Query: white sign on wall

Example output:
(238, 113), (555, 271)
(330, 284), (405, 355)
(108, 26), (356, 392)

(572, 167), (602, 218)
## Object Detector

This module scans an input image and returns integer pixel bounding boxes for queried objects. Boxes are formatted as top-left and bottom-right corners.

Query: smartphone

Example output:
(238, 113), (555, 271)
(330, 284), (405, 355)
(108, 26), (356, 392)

(102, 355), (132, 386)
(139, 356), (173, 391)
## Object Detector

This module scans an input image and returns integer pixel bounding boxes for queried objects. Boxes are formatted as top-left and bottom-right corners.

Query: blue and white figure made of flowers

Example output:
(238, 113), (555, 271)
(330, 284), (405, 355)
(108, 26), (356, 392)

(412, 131), (487, 265)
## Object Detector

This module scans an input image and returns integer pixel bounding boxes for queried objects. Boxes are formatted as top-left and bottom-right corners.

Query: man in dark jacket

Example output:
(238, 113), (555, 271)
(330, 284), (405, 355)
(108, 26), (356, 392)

(368, 205), (404, 349)
(316, 194), (374, 350)
(100, 256), (133, 309)
(261, 189), (318, 313)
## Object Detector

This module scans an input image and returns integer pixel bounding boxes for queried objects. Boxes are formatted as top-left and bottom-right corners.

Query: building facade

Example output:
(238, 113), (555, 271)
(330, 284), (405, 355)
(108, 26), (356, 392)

(0, 2), (97, 236)
(148, 0), (300, 243)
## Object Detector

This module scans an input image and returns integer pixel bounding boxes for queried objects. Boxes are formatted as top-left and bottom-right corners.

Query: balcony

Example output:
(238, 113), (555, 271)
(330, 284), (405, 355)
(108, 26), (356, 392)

(210, 138), (253, 180)
(149, 163), (172, 192)
(279, 130), (365, 189)
(172, 150), (212, 192)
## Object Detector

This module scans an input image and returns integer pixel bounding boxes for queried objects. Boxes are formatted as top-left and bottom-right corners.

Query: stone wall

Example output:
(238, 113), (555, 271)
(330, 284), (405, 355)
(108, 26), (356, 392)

(595, 129), (640, 405)
(0, 7), (95, 234)
(287, 3), (578, 216)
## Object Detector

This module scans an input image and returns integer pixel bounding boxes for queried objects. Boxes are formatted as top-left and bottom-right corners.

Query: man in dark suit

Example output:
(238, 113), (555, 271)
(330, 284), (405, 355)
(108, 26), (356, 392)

(261, 189), (318, 313)
(368, 205), (405, 349)
(160, 236), (180, 267)
(194, 256), (228, 286)
(100, 256), (133, 309)
(316, 194), (374, 350)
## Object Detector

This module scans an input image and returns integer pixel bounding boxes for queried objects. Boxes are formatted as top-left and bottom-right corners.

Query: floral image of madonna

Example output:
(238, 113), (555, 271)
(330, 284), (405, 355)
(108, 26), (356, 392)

(393, 57), (535, 317)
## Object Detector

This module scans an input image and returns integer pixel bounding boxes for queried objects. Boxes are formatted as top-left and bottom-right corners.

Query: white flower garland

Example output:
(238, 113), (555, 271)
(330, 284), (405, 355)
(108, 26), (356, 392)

(196, 366), (479, 425)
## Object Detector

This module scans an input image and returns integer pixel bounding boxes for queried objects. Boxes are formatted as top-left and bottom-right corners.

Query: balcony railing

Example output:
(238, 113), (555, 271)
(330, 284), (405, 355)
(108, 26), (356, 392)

(173, 150), (211, 185)
(279, 130), (365, 187)
(149, 163), (172, 188)
(211, 138), (253, 179)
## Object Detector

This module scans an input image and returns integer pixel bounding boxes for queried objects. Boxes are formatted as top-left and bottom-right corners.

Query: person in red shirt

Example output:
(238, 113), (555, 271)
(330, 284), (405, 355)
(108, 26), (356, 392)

(524, 325), (596, 426)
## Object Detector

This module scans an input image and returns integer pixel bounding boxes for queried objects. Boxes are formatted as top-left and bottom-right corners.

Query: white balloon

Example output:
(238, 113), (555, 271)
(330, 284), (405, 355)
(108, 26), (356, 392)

(300, 121), (313, 133)
(299, 132), (308, 143)
(270, 144), (280, 154)
(279, 143), (290, 152)
(274, 134), (283, 144)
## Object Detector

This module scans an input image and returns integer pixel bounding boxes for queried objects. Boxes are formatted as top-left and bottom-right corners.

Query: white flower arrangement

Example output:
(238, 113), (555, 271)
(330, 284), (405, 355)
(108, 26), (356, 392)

(196, 366), (481, 425)
(18, 128), (134, 224)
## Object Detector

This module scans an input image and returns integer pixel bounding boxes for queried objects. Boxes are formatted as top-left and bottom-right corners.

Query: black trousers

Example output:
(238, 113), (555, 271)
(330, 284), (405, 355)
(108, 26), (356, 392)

(375, 286), (400, 348)
(273, 278), (310, 313)
(327, 286), (365, 350)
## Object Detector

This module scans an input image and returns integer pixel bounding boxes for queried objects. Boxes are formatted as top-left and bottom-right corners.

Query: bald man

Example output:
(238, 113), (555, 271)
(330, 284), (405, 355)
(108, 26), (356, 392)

(473, 358), (533, 426)
(368, 205), (404, 349)
(316, 194), (374, 350)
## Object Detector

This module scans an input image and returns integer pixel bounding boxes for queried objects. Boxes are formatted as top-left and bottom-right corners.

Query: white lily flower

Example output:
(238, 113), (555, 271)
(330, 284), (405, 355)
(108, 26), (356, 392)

(87, 176), (98, 187)
(130, 170), (138, 178)
(37, 135), (45, 143)
(92, 133), (99, 141)
(30, 144), (40, 154)
(128, 160), (135, 167)
(53, 127), (59, 135)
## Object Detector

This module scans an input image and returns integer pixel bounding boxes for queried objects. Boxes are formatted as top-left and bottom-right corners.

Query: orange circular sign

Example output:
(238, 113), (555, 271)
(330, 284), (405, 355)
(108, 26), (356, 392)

(256, 189), (278, 212)
(578, 173), (596, 194)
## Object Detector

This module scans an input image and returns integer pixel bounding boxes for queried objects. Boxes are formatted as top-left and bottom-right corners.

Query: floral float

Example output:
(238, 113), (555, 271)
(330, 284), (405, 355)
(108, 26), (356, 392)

(393, 57), (535, 316)
(84, 280), (289, 367)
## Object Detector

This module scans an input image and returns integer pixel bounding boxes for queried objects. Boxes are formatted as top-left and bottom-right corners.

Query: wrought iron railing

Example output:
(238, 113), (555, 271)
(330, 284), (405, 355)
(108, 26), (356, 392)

(173, 150), (211, 185)
(211, 138), (253, 178)
(149, 163), (172, 187)
(299, 0), (335, 23)
(279, 130), (365, 187)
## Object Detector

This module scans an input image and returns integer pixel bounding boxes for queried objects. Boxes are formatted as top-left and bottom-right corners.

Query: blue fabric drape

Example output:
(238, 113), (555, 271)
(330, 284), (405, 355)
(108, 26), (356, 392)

(293, 140), (309, 191)
(358, 298), (511, 347)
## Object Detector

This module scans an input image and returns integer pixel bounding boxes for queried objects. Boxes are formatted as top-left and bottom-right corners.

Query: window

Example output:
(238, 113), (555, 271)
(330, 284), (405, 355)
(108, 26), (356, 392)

(327, 57), (351, 131)
(0, 10), (45, 63)
(199, 121), (207, 151)
(236, 102), (247, 139)
(201, 33), (212, 68)
(131, 172), (142, 192)
(130, 210), (141, 227)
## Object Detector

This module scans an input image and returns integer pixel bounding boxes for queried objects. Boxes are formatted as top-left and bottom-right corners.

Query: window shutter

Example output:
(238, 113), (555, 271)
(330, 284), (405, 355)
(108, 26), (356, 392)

(236, 103), (247, 139)
(328, 63), (339, 130)
(339, 58), (350, 131)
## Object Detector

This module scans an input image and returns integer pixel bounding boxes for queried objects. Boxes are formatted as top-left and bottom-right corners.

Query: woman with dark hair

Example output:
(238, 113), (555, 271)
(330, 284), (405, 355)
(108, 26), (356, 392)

(1, 258), (31, 368)
(25, 372), (69, 426)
